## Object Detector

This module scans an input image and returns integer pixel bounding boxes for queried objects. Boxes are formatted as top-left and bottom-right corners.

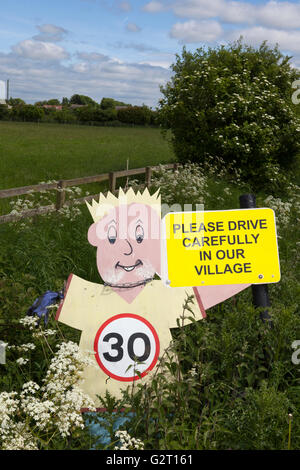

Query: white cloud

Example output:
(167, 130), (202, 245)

(257, 1), (300, 29)
(0, 46), (170, 106)
(229, 26), (300, 53)
(33, 24), (68, 42)
(111, 41), (160, 52)
(170, 19), (223, 43)
(143, 1), (166, 13)
(171, 0), (256, 24)
(118, 1), (132, 11)
(139, 59), (172, 68)
(150, 0), (300, 30)
(12, 39), (69, 61)
(173, 0), (224, 20)
(221, 1), (256, 24)
(72, 62), (89, 73)
(126, 22), (142, 32)
(76, 51), (109, 62)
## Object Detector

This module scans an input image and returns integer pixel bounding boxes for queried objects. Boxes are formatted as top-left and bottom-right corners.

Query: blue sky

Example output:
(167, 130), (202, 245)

(1, 0), (300, 107)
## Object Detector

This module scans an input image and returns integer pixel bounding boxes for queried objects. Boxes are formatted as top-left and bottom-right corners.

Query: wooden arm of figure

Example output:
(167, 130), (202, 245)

(192, 283), (251, 318)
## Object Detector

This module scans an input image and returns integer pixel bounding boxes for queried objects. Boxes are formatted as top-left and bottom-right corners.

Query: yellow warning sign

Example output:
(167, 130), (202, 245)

(161, 208), (281, 287)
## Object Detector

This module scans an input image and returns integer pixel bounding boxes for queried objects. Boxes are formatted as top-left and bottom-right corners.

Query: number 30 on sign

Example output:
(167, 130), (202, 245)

(94, 314), (160, 381)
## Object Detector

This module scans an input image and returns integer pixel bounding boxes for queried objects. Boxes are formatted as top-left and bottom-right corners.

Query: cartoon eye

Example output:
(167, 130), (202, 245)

(135, 225), (144, 244)
(108, 225), (117, 244)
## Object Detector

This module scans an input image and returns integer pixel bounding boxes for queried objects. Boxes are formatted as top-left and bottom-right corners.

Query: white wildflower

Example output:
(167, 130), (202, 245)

(114, 430), (144, 450)
(2, 423), (38, 450)
(8, 343), (36, 352)
(19, 316), (38, 330)
(16, 357), (29, 366)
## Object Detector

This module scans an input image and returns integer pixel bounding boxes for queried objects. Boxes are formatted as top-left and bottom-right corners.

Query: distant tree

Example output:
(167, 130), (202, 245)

(35, 99), (60, 106)
(100, 98), (115, 110)
(53, 109), (76, 124)
(114, 99), (130, 107)
(158, 39), (300, 188)
(149, 109), (158, 126)
(70, 94), (97, 106)
(8, 98), (25, 106)
(17, 105), (44, 122)
(62, 97), (69, 106)
(117, 105), (152, 125)
(93, 107), (107, 122)
(47, 99), (61, 105)
(94, 106), (117, 121)
(100, 97), (130, 109)
(74, 104), (118, 123)
(69, 94), (82, 105)
(0, 104), (10, 120)
(75, 105), (97, 122)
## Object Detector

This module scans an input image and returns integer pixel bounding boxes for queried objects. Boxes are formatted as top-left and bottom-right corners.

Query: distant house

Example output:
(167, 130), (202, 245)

(42, 105), (62, 111)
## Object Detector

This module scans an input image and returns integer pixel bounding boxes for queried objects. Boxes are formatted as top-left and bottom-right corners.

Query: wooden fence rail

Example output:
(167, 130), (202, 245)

(0, 163), (178, 224)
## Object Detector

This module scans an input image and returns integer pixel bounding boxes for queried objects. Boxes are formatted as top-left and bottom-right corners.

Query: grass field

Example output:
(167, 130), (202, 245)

(0, 122), (174, 189)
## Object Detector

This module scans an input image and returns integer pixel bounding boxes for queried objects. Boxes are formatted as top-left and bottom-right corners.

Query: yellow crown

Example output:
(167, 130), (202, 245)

(86, 187), (161, 223)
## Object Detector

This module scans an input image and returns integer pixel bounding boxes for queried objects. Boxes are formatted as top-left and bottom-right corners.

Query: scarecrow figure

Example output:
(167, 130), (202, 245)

(56, 188), (249, 405)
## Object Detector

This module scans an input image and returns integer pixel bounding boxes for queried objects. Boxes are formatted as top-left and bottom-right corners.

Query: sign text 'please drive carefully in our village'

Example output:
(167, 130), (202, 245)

(161, 208), (281, 287)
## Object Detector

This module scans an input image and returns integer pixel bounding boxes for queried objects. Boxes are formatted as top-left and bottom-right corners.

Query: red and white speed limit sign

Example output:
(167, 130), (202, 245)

(94, 314), (160, 382)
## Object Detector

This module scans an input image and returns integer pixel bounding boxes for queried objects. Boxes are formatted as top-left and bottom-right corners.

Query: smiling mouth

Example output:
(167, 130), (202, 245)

(115, 259), (143, 272)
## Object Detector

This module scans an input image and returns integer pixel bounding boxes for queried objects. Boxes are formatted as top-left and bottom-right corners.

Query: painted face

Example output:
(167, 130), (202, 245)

(88, 203), (161, 302)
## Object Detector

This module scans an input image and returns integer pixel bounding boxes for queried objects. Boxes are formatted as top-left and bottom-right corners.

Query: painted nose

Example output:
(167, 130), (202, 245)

(123, 239), (133, 256)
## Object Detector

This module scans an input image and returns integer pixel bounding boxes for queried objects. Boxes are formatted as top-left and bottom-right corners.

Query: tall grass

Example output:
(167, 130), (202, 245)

(0, 122), (174, 189)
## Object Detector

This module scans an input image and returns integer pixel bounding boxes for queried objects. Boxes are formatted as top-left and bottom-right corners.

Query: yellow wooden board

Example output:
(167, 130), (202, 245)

(161, 208), (281, 287)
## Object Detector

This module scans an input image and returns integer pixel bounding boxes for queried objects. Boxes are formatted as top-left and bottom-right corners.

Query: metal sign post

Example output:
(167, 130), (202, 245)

(239, 194), (272, 323)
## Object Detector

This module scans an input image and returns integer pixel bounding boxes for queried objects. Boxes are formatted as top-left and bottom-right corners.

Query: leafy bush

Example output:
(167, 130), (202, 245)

(74, 105), (98, 123)
(11, 105), (44, 122)
(4, 99), (158, 127)
(223, 383), (295, 450)
(100, 98), (129, 110)
(117, 105), (153, 125)
(52, 109), (77, 124)
(94, 107), (117, 122)
(158, 40), (300, 189)
(7, 98), (25, 106)
(0, 105), (10, 121)
(69, 94), (97, 106)
(0, 317), (96, 449)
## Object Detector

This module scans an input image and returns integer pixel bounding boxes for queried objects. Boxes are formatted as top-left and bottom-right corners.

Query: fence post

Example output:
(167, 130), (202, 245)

(56, 180), (66, 210)
(239, 193), (272, 323)
(109, 172), (116, 194)
(145, 166), (152, 187)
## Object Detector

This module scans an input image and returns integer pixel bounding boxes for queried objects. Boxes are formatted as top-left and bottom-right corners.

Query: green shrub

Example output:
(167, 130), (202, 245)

(0, 105), (10, 121)
(158, 40), (300, 190)
(117, 105), (153, 125)
(11, 105), (44, 122)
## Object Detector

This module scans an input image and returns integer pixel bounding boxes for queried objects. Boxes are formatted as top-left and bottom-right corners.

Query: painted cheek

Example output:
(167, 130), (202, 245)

(97, 243), (117, 272)
(136, 239), (160, 265)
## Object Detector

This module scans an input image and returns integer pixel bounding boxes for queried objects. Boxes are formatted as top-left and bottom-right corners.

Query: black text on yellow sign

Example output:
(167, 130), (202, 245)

(162, 208), (281, 287)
